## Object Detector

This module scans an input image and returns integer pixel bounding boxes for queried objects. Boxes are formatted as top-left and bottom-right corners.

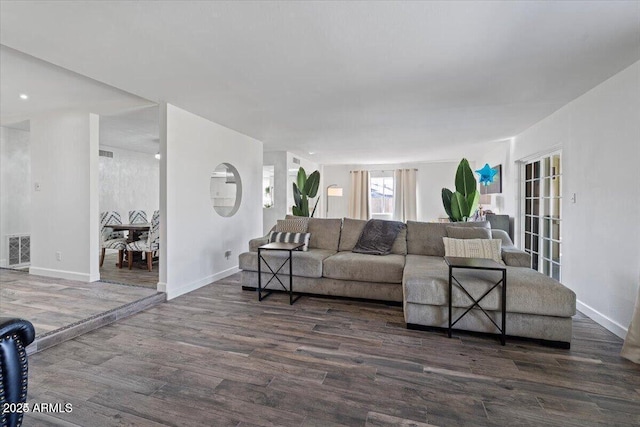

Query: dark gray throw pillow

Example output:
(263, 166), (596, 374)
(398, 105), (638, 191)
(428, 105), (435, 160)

(352, 219), (406, 255)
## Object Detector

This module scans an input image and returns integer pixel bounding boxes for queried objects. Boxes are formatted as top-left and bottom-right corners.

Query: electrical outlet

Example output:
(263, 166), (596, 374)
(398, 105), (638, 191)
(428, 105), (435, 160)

(34, 182), (41, 191)
(56, 251), (62, 261)
(571, 193), (577, 204)
(225, 250), (232, 259)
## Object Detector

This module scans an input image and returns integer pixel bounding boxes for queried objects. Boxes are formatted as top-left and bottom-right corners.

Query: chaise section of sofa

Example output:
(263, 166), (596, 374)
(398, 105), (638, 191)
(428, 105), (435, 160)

(401, 221), (576, 347)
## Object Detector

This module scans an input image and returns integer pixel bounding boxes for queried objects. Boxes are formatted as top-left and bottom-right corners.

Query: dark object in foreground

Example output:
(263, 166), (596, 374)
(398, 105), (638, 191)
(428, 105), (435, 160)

(0, 317), (36, 427)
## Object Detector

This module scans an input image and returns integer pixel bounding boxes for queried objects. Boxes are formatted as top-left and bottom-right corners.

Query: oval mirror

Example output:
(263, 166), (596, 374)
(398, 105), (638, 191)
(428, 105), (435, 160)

(210, 163), (242, 217)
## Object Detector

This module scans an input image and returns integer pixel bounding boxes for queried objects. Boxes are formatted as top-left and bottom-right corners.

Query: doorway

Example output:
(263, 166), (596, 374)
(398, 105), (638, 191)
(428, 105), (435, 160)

(521, 152), (562, 280)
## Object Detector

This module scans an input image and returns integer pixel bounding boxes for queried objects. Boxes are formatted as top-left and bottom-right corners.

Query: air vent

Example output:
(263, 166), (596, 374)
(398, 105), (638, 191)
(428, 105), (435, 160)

(292, 157), (300, 164)
(99, 150), (114, 158)
(8, 234), (30, 266)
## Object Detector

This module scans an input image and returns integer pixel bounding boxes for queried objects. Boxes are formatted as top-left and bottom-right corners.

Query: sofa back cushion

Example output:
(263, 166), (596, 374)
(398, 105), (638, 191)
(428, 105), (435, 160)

(307, 218), (343, 251)
(446, 226), (491, 240)
(407, 221), (490, 256)
(276, 218), (309, 233)
(338, 218), (407, 255)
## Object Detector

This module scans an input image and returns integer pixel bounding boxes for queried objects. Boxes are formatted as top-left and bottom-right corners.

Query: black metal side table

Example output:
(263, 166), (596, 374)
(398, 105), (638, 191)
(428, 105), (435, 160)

(258, 242), (305, 305)
(444, 256), (507, 345)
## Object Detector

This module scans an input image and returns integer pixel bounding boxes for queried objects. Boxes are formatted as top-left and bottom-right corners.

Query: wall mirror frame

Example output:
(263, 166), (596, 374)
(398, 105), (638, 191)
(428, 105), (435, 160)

(210, 163), (242, 217)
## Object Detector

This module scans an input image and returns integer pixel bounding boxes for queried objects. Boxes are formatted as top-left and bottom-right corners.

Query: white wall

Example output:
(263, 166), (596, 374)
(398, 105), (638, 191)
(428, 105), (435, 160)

(99, 145), (159, 221)
(512, 61), (640, 338)
(29, 112), (100, 282)
(321, 161), (460, 222)
(160, 103), (262, 299)
(0, 126), (30, 267)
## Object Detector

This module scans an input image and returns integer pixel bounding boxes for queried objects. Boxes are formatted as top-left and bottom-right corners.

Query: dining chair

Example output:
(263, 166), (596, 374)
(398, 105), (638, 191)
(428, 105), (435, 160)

(99, 211), (127, 267)
(130, 209), (150, 242)
(127, 210), (160, 271)
(129, 210), (148, 224)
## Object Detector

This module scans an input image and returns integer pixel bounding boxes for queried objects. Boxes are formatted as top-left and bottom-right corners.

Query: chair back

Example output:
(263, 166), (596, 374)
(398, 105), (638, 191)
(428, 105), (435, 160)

(0, 317), (35, 427)
(129, 210), (148, 224)
(148, 210), (160, 251)
(99, 211), (124, 242)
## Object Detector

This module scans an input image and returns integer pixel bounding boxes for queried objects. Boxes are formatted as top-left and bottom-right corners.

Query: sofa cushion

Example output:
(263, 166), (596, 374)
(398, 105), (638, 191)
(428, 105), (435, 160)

(491, 229), (532, 267)
(276, 218), (309, 233)
(443, 237), (503, 264)
(407, 221), (490, 256)
(402, 255), (576, 317)
(238, 249), (335, 278)
(323, 252), (405, 284)
(338, 218), (407, 255)
(308, 218), (342, 251)
(446, 226), (491, 240)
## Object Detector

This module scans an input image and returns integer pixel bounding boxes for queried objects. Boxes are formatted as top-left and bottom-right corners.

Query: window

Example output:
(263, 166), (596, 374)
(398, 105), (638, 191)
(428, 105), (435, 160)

(370, 171), (394, 217)
(522, 152), (562, 280)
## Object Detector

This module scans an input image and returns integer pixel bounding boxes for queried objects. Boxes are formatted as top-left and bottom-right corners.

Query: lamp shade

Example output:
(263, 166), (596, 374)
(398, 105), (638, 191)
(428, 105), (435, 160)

(327, 187), (343, 197)
(479, 194), (492, 205)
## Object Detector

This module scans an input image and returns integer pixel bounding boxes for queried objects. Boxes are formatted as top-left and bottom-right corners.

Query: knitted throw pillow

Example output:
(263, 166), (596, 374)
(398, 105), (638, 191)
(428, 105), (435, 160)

(442, 237), (503, 264)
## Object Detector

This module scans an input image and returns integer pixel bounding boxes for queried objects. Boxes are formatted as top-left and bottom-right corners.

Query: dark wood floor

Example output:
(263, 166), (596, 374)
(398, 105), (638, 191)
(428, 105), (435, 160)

(24, 273), (640, 426)
(100, 252), (159, 289)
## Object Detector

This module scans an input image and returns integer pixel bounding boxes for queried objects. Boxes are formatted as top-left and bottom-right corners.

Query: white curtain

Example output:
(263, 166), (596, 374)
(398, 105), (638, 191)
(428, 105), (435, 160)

(622, 282), (640, 363)
(393, 168), (417, 222)
(349, 170), (370, 220)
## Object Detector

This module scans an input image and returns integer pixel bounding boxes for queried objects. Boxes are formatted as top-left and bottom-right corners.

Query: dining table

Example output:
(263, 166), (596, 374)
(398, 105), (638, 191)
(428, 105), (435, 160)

(107, 223), (151, 267)
(108, 223), (151, 242)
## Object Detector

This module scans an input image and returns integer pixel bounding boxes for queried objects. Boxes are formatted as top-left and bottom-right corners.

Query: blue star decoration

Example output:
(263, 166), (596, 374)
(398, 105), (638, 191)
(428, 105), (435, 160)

(476, 163), (498, 186)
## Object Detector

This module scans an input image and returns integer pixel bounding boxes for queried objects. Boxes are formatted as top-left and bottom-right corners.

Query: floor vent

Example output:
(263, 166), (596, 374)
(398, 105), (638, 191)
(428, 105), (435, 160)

(99, 150), (114, 158)
(8, 234), (30, 266)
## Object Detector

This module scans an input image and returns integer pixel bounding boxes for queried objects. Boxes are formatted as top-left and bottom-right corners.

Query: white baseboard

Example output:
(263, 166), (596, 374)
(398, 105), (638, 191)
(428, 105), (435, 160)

(166, 266), (240, 300)
(577, 299), (628, 339)
(157, 282), (167, 293)
(29, 267), (93, 283)
(0, 258), (6, 268)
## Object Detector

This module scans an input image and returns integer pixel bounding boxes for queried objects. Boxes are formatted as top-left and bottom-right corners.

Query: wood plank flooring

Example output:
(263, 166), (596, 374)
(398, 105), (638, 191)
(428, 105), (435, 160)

(24, 273), (640, 426)
(99, 253), (159, 289)
(0, 268), (159, 337)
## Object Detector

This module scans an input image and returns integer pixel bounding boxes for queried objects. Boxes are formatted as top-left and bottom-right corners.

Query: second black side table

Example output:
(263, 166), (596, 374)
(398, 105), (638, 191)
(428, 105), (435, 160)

(444, 256), (507, 345)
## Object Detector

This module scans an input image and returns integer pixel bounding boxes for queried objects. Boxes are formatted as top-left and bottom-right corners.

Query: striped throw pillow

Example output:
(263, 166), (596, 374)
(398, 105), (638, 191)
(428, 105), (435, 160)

(269, 231), (311, 251)
(442, 238), (504, 265)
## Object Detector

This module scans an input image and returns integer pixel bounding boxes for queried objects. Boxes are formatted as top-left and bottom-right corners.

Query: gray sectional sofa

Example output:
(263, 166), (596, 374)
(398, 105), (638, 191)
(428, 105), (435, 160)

(239, 217), (576, 347)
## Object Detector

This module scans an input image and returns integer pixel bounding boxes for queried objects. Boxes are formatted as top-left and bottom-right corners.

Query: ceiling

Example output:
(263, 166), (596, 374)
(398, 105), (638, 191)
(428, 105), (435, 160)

(1, 1), (639, 164)
(0, 46), (158, 153)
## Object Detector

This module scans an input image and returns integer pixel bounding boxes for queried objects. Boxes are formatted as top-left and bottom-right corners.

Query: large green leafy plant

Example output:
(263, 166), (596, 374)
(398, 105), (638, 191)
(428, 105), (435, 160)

(441, 158), (480, 222)
(292, 167), (320, 217)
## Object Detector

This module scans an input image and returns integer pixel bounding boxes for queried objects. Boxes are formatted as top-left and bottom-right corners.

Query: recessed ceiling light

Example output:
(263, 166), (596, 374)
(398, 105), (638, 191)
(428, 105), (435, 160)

(154, 153), (161, 160)
(19, 94), (29, 100)
(308, 152), (315, 155)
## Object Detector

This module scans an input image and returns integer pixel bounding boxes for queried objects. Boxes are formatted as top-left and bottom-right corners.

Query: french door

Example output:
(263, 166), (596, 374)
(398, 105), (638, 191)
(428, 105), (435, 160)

(522, 152), (562, 280)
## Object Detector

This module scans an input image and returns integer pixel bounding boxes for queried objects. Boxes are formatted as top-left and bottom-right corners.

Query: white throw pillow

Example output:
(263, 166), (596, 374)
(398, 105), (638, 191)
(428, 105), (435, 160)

(442, 237), (504, 265)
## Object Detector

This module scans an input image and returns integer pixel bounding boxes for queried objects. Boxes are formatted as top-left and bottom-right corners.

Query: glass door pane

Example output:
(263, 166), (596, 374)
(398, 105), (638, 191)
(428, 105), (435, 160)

(522, 152), (562, 280)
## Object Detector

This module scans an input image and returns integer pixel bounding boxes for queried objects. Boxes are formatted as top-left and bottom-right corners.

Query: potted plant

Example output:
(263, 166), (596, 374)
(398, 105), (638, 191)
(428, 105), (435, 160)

(292, 167), (320, 217)
(441, 158), (479, 222)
